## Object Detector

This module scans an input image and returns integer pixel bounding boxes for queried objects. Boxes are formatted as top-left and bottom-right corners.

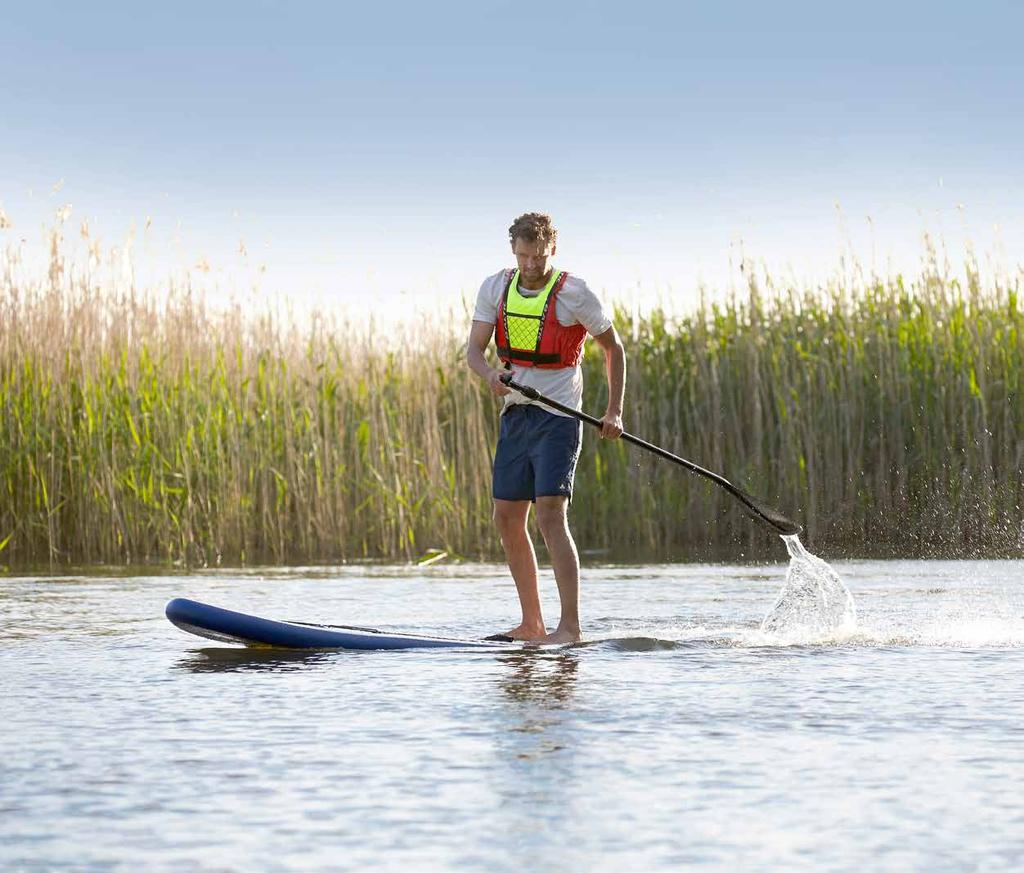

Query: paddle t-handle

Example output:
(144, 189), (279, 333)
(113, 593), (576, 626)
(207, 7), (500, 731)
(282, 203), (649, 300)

(498, 372), (801, 535)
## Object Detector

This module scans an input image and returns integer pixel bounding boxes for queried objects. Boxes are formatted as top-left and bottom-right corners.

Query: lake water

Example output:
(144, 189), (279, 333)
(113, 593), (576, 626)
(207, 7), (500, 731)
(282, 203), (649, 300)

(3, 559), (1023, 871)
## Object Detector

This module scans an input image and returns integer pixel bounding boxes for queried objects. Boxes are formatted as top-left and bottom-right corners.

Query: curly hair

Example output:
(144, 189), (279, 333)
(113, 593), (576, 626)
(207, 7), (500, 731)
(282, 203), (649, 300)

(508, 212), (558, 249)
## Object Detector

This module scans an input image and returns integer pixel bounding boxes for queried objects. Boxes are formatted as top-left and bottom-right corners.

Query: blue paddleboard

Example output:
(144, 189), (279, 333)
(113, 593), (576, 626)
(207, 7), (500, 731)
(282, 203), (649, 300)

(165, 598), (519, 651)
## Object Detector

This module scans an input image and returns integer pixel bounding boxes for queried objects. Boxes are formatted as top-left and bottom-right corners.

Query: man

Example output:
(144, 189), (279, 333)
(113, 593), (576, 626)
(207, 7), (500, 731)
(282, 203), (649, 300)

(467, 212), (625, 644)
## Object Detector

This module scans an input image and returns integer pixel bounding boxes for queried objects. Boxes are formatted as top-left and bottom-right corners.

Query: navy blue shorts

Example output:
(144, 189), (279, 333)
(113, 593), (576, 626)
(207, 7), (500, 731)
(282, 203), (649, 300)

(493, 404), (583, 502)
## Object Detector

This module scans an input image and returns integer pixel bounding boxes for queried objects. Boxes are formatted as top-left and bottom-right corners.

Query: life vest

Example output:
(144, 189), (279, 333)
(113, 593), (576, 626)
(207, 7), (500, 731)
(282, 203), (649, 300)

(494, 268), (587, 368)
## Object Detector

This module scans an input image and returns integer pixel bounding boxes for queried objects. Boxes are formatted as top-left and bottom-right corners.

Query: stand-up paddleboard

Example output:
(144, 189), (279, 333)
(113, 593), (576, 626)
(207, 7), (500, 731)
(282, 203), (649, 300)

(165, 598), (519, 651)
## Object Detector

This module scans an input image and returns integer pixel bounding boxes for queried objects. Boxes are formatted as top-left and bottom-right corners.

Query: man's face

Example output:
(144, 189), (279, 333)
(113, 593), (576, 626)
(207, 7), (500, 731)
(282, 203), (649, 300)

(512, 237), (556, 285)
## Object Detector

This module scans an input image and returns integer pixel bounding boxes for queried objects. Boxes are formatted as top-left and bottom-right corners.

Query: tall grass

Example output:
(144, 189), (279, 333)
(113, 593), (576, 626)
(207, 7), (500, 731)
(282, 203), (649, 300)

(1, 222), (1021, 566)
(578, 248), (1024, 559)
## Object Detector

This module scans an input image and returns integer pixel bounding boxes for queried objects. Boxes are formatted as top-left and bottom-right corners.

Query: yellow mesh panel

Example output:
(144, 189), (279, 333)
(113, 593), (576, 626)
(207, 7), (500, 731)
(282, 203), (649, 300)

(506, 315), (542, 351)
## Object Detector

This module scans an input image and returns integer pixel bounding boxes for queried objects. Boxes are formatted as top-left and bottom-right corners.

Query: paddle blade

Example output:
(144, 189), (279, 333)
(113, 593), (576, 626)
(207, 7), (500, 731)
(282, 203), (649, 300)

(733, 487), (803, 535)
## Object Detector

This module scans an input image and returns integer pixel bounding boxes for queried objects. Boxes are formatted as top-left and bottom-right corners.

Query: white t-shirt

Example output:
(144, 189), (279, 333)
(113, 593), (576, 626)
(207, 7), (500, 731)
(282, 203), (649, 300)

(472, 268), (612, 417)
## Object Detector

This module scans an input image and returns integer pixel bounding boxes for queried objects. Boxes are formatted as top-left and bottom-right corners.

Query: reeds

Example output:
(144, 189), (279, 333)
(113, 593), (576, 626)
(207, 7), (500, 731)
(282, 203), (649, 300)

(577, 250), (1024, 559)
(1, 223), (1021, 566)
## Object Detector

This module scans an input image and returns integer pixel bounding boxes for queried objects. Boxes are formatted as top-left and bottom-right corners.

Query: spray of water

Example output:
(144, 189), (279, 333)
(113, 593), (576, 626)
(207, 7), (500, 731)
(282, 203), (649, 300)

(760, 534), (856, 636)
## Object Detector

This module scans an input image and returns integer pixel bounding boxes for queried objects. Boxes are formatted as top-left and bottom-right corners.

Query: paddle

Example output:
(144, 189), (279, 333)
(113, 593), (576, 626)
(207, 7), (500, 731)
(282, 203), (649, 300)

(499, 373), (802, 536)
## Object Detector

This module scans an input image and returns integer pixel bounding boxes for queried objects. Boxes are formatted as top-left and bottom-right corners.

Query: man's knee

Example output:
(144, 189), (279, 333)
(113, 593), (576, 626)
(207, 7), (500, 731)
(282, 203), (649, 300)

(535, 498), (568, 536)
(493, 500), (529, 534)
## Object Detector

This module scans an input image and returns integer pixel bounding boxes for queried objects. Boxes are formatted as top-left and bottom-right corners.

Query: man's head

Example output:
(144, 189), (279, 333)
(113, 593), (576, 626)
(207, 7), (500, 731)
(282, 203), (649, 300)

(509, 212), (557, 286)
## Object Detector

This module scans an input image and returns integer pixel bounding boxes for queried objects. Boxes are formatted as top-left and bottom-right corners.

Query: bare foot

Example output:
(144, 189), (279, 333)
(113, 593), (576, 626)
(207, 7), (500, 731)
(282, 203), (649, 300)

(531, 627), (582, 645)
(501, 622), (547, 641)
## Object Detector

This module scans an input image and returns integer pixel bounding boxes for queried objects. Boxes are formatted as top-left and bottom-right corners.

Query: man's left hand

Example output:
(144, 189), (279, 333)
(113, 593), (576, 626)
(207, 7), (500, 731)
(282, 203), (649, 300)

(600, 412), (623, 440)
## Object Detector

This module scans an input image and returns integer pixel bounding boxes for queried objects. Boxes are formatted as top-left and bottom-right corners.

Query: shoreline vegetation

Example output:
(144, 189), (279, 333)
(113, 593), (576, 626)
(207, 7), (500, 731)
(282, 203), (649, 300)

(2, 218), (1022, 568)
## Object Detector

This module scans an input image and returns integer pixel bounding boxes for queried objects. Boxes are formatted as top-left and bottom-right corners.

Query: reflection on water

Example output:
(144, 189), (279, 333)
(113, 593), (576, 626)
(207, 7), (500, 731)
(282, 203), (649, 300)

(494, 653), (581, 763)
(175, 647), (338, 673)
(497, 652), (579, 705)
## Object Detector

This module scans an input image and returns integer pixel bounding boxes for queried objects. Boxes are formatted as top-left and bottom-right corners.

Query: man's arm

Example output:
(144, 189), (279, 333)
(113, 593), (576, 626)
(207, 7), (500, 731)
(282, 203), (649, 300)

(592, 325), (625, 439)
(467, 320), (511, 397)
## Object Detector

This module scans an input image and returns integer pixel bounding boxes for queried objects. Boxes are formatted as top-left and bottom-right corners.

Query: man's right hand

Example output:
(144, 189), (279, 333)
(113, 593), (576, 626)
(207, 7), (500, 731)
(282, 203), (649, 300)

(487, 369), (512, 397)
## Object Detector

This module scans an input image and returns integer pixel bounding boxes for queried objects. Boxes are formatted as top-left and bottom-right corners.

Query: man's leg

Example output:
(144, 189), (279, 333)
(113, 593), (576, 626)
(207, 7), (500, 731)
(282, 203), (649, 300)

(493, 499), (547, 639)
(534, 495), (581, 644)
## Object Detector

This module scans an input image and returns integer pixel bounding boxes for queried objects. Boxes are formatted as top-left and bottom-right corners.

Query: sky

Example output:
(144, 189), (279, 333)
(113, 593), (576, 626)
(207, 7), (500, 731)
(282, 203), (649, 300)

(2, 0), (1023, 320)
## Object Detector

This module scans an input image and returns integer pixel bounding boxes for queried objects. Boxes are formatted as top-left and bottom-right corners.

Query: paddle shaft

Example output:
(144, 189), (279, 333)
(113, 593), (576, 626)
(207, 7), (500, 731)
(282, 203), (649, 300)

(501, 376), (731, 487)
(499, 373), (801, 534)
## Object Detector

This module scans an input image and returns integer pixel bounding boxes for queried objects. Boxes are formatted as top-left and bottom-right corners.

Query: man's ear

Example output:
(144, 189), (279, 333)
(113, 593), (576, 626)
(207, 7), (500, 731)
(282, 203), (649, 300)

(550, 244), (557, 257)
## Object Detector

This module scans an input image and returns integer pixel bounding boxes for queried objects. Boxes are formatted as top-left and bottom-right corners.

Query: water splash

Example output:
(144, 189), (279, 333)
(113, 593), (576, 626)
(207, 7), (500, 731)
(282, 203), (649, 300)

(760, 535), (856, 636)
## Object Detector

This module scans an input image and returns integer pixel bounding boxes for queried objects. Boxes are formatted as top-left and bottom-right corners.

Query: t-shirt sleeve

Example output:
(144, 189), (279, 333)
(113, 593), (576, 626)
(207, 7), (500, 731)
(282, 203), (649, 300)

(565, 277), (613, 337)
(472, 272), (503, 324)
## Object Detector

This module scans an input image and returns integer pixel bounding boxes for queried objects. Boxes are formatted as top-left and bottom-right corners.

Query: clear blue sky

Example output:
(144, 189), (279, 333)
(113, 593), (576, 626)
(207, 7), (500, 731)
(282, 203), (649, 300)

(2, 0), (1022, 315)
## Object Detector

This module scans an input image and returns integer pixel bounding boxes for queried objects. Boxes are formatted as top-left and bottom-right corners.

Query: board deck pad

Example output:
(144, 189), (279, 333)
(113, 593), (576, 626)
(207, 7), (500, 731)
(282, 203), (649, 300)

(166, 598), (520, 651)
